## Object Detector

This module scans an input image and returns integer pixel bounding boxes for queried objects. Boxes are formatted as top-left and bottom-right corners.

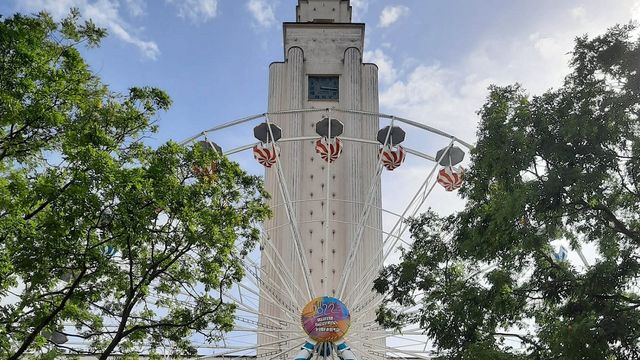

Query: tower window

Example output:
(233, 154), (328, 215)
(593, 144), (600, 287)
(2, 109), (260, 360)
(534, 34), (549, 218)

(308, 76), (339, 100)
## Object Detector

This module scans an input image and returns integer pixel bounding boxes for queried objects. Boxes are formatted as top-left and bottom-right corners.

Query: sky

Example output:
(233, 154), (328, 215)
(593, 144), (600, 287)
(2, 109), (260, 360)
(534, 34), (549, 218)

(2, 0), (639, 274)
(2, 0), (640, 354)
(1, 0), (638, 146)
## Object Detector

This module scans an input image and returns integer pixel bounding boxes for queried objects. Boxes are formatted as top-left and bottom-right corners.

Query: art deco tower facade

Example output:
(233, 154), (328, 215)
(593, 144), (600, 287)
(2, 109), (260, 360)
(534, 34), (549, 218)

(259, 1), (383, 357)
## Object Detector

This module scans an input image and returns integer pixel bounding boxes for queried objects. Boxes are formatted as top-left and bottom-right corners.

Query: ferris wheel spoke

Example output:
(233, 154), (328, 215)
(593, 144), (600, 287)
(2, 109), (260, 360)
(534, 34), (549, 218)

(263, 220), (293, 233)
(200, 335), (305, 359)
(270, 198), (406, 223)
(233, 304), (298, 329)
(222, 290), (297, 328)
(313, 343), (321, 360)
(238, 246), (303, 314)
(346, 340), (378, 359)
(233, 314), (285, 331)
(329, 343), (337, 360)
(385, 343), (433, 351)
(266, 339), (306, 360)
(321, 109), (335, 296)
(347, 324), (386, 333)
(258, 225), (308, 305)
(266, 217), (414, 253)
(329, 218), (410, 242)
(167, 284), (299, 330)
(351, 242), (449, 318)
(354, 296), (420, 322)
(229, 329), (278, 341)
(206, 332), (262, 346)
(347, 339), (397, 359)
(373, 343), (438, 360)
(232, 303), (284, 331)
(239, 271), (297, 319)
(386, 330), (429, 336)
(232, 328), (303, 336)
(352, 290), (423, 324)
(266, 115), (316, 299)
(347, 320), (385, 334)
(338, 164), (385, 301)
(381, 334), (430, 346)
(337, 117), (395, 300)
(351, 296), (383, 323)
(236, 280), (299, 322)
(346, 142), (452, 307)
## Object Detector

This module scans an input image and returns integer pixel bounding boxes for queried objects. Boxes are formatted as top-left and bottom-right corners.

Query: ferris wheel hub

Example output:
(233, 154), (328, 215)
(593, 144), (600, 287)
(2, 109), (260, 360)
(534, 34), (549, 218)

(301, 296), (351, 342)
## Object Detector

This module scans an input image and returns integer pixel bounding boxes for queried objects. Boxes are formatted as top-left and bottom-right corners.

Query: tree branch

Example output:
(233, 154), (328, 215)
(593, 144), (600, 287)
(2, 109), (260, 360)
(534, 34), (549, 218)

(8, 267), (87, 360)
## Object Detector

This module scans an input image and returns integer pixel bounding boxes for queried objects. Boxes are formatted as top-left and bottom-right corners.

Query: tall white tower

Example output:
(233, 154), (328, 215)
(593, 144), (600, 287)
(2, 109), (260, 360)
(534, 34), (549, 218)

(259, 1), (383, 357)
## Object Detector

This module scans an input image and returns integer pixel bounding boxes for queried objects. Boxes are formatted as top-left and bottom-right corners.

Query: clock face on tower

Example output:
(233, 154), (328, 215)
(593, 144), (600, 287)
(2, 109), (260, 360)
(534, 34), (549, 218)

(308, 76), (339, 100)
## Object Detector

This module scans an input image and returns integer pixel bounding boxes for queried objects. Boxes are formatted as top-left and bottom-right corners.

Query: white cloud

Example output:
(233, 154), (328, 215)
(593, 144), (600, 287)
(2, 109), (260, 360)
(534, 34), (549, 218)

(375, 0), (640, 144)
(350, 0), (369, 22)
(380, 64), (487, 143)
(633, 1), (640, 20)
(124, 0), (145, 17)
(529, 33), (563, 60)
(378, 5), (408, 28)
(570, 6), (587, 21)
(166, 0), (218, 24)
(246, 0), (276, 28)
(15, 0), (159, 59)
(373, 0), (640, 222)
(364, 48), (397, 85)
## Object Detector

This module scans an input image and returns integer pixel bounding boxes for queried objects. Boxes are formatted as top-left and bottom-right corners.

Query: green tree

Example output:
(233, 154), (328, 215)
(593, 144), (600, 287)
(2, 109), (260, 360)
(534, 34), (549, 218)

(375, 24), (640, 359)
(0, 11), (270, 358)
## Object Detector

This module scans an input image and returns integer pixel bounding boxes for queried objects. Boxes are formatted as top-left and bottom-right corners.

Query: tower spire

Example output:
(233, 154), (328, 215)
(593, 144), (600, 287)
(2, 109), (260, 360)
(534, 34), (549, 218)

(296, 0), (352, 23)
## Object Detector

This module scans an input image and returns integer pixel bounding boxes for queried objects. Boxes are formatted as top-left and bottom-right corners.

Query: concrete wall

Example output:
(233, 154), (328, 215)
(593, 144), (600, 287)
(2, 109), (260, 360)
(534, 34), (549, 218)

(296, 0), (352, 23)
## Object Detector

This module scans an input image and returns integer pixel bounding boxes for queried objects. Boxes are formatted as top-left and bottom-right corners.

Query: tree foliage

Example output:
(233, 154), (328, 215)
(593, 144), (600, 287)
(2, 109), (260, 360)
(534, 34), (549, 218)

(375, 24), (640, 359)
(0, 11), (269, 358)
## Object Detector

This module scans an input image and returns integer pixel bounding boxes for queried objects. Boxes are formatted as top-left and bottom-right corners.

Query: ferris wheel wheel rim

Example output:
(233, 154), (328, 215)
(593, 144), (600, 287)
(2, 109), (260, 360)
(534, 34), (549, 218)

(179, 107), (474, 151)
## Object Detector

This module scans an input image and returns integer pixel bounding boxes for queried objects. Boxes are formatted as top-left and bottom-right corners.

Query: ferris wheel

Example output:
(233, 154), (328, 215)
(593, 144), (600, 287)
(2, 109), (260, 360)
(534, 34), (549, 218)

(46, 105), (592, 359)
(177, 107), (473, 360)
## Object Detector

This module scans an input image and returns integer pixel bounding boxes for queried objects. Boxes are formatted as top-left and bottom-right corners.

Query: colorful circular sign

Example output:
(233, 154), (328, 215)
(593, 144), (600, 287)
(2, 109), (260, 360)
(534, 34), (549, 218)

(301, 297), (351, 342)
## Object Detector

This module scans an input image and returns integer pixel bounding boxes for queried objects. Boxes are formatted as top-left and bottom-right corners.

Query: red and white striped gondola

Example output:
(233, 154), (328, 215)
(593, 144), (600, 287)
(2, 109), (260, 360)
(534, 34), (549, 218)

(192, 140), (222, 180)
(253, 142), (280, 168)
(437, 166), (464, 191)
(192, 160), (217, 179)
(379, 145), (406, 171)
(315, 137), (343, 163)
